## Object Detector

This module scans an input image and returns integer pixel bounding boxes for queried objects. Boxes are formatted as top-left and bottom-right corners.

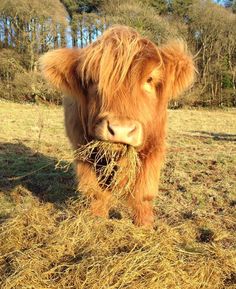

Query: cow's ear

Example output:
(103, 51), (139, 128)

(39, 48), (82, 96)
(159, 40), (195, 98)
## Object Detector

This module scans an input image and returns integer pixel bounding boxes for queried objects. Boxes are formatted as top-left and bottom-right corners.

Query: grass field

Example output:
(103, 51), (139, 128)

(0, 100), (235, 289)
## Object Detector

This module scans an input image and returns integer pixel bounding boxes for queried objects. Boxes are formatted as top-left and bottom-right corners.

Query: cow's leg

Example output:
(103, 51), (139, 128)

(76, 161), (112, 218)
(128, 151), (164, 227)
(129, 195), (155, 227)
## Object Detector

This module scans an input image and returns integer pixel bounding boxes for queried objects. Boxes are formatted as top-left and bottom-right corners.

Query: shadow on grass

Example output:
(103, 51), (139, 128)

(190, 131), (236, 142)
(0, 142), (76, 204)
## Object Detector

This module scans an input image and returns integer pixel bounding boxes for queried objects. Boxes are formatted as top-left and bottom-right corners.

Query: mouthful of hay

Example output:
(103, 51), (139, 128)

(74, 141), (140, 199)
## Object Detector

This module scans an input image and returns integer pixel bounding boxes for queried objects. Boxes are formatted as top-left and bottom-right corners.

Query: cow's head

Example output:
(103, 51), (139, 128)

(40, 26), (195, 150)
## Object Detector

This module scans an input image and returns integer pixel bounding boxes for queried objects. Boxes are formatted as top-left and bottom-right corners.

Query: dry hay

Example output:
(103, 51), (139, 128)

(74, 140), (140, 200)
(0, 186), (235, 289)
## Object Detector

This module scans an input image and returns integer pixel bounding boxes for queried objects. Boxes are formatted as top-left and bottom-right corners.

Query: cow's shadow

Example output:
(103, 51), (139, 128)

(189, 131), (236, 142)
(0, 142), (76, 204)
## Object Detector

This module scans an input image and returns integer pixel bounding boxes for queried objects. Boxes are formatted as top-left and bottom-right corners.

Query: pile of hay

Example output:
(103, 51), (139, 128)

(74, 141), (141, 199)
(0, 187), (235, 289)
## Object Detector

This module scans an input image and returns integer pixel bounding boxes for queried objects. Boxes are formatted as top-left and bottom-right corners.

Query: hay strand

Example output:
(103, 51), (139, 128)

(0, 189), (235, 289)
(74, 141), (141, 200)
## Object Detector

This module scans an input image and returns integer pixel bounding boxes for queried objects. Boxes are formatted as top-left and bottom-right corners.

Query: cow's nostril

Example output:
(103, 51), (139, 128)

(128, 125), (137, 136)
(107, 122), (115, 136)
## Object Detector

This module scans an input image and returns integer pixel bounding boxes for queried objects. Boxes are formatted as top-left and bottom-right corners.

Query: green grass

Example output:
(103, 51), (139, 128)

(0, 100), (235, 289)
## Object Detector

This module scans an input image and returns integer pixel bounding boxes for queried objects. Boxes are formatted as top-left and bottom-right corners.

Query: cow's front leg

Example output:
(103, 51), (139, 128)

(128, 151), (164, 227)
(76, 161), (112, 218)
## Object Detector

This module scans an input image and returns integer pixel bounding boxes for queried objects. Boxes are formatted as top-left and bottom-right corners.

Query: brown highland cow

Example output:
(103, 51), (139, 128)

(40, 25), (195, 227)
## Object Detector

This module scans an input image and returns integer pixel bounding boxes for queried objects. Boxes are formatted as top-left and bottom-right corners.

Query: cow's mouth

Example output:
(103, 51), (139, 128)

(85, 142), (126, 189)
(75, 140), (140, 194)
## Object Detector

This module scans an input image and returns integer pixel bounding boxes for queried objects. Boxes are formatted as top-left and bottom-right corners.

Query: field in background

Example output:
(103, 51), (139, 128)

(0, 101), (235, 288)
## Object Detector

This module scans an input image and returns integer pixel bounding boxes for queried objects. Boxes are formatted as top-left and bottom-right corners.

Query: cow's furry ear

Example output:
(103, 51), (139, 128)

(160, 40), (195, 98)
(39, 48), (82, 96)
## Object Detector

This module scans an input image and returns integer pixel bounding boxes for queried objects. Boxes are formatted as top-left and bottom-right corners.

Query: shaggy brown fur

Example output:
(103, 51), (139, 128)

(40, 25), (195, 227)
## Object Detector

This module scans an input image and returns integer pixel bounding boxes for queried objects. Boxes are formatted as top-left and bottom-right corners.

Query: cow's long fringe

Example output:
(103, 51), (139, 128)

(79, 25), (162, 105)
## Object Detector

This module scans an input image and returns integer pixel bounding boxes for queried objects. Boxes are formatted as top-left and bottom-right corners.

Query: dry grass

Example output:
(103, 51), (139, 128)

(0, 100), (235, 289)
(74, 141), (140, 199)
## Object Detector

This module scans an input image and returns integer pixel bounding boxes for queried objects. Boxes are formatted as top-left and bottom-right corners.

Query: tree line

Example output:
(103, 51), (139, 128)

(0, 0), (235, 106)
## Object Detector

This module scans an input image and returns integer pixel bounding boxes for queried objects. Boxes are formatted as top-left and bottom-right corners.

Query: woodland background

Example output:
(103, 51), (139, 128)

(0, 0), (235, 107)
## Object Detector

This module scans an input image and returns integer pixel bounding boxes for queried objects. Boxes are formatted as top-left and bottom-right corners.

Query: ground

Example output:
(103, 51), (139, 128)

(0, 100), (235, 289)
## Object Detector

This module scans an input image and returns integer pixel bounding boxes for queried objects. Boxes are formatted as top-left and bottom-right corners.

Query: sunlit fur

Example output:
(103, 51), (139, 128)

(40, 25), (195, 227)
(80, 26), (163, 103)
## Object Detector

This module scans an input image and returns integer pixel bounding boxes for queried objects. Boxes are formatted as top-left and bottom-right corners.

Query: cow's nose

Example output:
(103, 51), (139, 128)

(107, 121), (136, 138)
(105, 120), (142, 147)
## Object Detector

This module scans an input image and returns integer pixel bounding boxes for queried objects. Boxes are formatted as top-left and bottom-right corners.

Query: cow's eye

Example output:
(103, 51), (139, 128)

(147, 77), (153, 83)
